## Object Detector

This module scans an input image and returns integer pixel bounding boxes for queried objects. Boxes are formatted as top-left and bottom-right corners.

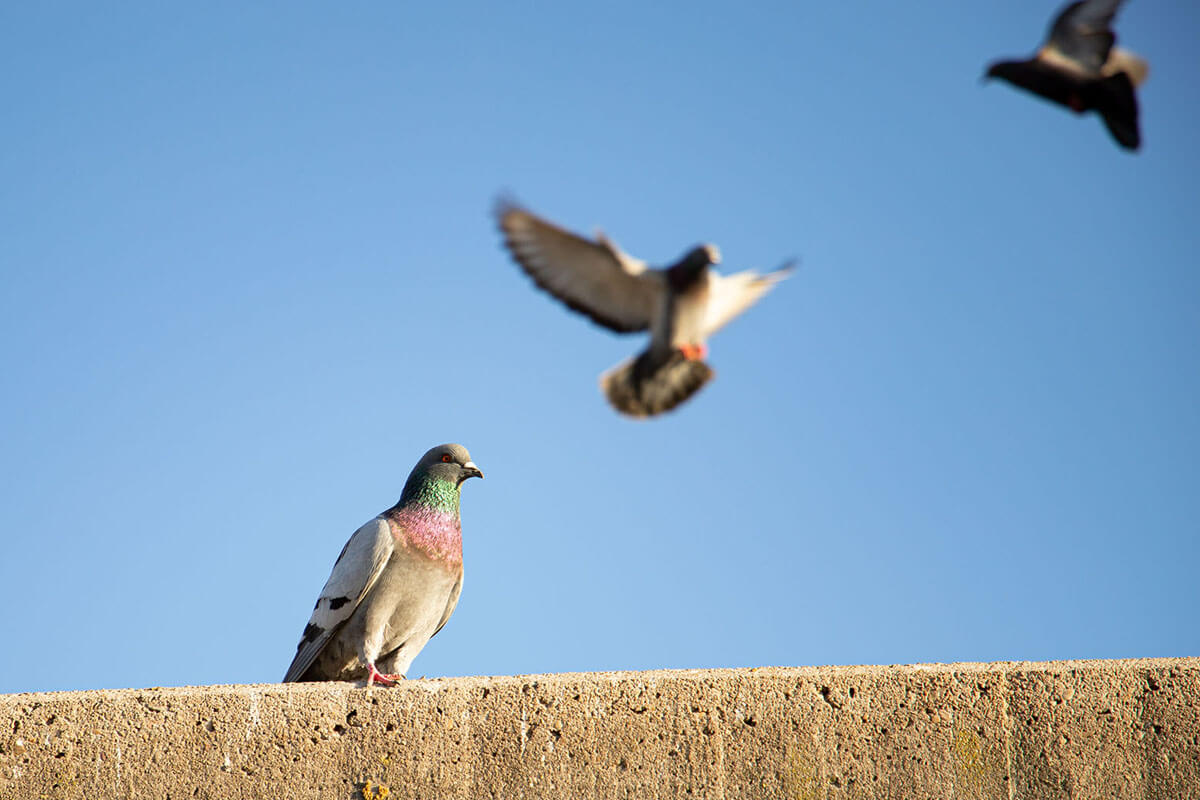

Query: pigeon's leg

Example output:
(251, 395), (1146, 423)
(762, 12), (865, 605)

(366, 663), (402, 687)
(679, 343), (709, 361)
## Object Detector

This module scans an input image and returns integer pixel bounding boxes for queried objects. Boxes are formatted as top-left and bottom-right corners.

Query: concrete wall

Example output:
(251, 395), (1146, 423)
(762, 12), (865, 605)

(1, 658), (1197, 799)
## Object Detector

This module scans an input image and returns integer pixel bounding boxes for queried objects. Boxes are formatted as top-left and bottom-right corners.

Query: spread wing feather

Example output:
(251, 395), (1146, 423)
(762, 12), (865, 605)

(1046, 0), (1124, 73)
(702, 262), (794, 337)
(496, 201), (661, 333)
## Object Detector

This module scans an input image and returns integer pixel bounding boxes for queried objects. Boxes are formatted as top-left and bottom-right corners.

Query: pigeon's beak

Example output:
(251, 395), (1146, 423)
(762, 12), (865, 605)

(461, 462), (483, 482)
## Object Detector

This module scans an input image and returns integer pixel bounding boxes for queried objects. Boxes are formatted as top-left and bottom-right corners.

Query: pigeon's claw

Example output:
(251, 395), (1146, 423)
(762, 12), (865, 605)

(678, 343), (708, 361)
(366, 663), (402, 687)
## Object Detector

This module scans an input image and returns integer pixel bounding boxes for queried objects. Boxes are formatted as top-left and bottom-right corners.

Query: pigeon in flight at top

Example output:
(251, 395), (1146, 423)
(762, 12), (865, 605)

(985, 0), (1148, 150)
(497, 200), (792, 418)
(283, 444), (482, 686)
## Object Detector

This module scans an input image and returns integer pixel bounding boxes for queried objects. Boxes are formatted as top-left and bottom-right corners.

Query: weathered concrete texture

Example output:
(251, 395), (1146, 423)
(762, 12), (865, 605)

(1, 659), (1197, 799)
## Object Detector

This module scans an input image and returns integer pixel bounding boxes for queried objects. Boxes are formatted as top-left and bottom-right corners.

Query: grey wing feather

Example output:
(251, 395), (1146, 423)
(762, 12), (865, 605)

(282, 517), (394, 682)
(496, 200), (661, 333)
(1048, 0), (1123, 72)
(430, 575), (462, 639)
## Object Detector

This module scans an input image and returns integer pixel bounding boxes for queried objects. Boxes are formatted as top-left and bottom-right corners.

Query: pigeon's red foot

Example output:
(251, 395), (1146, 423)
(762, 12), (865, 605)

(1068, 94), (1085, 113)
(679, 343), (708, 361)
(366, 663), (403, 687)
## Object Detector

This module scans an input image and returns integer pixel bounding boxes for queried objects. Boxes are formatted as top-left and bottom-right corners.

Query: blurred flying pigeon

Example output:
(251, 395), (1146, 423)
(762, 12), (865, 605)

(283, 444), (482, 686)
(496, 201), (792, 418)
(985, 0), (1148, 150)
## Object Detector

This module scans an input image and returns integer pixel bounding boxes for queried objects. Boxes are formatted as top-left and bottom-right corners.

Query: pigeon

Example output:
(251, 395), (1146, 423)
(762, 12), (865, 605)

(283, 444), (482, 686)
(985, 0), (1149, 150)
(496, 200), (792, 418)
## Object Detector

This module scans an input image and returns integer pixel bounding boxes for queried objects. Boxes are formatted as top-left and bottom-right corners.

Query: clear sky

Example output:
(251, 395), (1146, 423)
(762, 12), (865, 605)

(2, 1), (1197, 694)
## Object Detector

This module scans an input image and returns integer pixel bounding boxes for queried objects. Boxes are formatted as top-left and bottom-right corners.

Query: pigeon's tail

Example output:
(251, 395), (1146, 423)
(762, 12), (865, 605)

(1090, 71), (1141, 150)
(600, 349), (714, 418)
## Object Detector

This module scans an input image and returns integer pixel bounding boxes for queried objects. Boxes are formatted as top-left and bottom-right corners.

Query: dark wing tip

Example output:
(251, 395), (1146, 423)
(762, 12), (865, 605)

(772, 257), (800, 276)
(493, 195), (528, 233)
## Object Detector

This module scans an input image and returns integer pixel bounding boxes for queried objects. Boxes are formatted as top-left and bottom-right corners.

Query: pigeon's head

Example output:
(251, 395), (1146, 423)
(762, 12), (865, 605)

(667, 244), (721, 290)
(695, 244), (721, 266)
(415, 443), (484, 487)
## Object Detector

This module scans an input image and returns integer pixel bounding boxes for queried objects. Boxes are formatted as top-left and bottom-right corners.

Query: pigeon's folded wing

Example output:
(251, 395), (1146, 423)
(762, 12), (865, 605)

(430, 575), (462, 640)
(702, 264), (793, 337)
(1047, 0), (1122, 73)
(282, 517), (394, 682)
(497, 202), (660, 333)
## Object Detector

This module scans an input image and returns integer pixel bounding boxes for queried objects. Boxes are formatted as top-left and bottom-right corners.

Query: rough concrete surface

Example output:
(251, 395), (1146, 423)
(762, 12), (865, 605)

(1, 659), (1197, 799)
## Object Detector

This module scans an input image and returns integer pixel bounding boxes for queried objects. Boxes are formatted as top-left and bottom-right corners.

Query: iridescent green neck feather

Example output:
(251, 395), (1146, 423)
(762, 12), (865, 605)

(388, 475), (463, 563)
(399, 475), (461, 516)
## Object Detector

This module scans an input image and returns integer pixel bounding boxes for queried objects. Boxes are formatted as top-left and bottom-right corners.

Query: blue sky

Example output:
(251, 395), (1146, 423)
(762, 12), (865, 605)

(2, 1), (1197, 694)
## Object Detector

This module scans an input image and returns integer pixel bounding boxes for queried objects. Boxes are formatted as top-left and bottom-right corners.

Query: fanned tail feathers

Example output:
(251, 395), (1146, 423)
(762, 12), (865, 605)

(600, 350), (714, 418)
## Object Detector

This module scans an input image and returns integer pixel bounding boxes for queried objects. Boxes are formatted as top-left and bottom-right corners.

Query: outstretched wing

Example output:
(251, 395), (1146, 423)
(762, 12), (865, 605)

(496, 200), (661, 333)
(702, 261), (794, 337)
(282, 517), (394, 682)
(1045, 0), (1124, 74)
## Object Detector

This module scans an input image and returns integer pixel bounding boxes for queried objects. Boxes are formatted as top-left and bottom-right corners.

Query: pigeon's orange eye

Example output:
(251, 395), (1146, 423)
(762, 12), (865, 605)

(441, 454), (453, 463)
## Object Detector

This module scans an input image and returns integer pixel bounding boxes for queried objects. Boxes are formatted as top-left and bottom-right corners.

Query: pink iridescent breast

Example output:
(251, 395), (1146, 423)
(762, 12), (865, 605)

(385, 507), (463, 564)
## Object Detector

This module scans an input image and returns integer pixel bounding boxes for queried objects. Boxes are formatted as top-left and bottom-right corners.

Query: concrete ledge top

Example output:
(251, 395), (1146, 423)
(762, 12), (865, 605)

(4, 657), (1190, 700)
(3, 658), (1198, 799)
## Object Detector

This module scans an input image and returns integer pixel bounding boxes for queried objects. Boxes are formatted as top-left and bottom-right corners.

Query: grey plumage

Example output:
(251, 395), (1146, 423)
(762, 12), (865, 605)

(985, 0), (1148, 150)
(496, 200), (792, 417)
(283, 444), (482, 685)
(1047, 0), (1129, 74)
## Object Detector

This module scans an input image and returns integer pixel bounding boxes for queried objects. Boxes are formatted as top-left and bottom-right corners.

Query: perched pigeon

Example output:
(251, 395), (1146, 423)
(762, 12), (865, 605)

(283, 444), (482, 686)
(985, 0), (1148, 150)
(496, 201), (792, 418)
